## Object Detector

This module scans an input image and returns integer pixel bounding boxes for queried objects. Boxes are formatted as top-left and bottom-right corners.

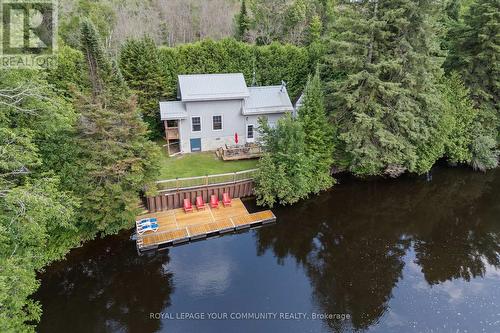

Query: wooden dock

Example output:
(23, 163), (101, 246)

(135, 198), (276, 252)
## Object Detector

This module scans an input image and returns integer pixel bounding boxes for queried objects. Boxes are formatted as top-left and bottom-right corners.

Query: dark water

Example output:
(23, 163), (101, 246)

(35, 167), (500, 333)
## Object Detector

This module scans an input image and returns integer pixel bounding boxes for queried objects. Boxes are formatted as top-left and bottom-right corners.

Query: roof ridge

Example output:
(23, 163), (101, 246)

(249, 85), (285, 89)
(178, 73), (244, 77)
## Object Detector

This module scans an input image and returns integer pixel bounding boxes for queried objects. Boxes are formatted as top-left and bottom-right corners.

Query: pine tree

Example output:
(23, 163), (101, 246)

(298, 68), (334, 192)
(445, 0), (499, 113)
(322, 0), (446, 177)
(79, 18), (125, 98)
(75, 19), (160, 235)
(236, 0), (251, 42)
(119, 38), (169, 139)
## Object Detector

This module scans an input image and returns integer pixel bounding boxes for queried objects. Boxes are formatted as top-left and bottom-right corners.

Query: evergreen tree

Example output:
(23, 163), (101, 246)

(322, 0), (446, 177)
(158, 38), (312, 101)
(255, 115), (311, 207)
(236, 0), (251, 42)
(470, 103), (499, 171)
(75, 19), (160, 236)
(445, 0), (499, 113)
(317, 0), (336, 30)
(445, 0), (461, 22)
(79, 18), (125, 97)
(298, 68), (334, 192)
(307, 15), (323, 45)
(442, 73), (477, 164)
(119, 38), (169, 139)
(470, 131), (499, 171)
(440, 72), (497, 170)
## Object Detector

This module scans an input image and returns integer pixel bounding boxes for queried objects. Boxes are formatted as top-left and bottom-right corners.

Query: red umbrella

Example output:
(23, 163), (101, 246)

(234, 132), (239, 144)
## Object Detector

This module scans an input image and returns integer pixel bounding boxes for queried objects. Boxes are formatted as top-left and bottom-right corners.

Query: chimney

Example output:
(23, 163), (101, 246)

(280, 80), (287, 93)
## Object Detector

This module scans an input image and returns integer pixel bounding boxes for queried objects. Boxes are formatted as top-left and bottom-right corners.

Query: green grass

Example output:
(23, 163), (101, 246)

(158, 150), (259, 180)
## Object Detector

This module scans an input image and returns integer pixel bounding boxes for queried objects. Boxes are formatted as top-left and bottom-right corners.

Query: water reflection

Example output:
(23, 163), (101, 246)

(35, 232), (174, 333)
(35, 167), (500, 332)
(168, 241), (235, 297)
(255, 167), (500, 331)
(414, 218), (500, 285)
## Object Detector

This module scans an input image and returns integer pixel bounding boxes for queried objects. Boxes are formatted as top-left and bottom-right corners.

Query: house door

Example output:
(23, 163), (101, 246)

(190, 138), (202, 152)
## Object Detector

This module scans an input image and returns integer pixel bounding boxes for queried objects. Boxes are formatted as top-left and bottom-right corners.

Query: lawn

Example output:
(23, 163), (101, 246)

(158, 150), (259, 180)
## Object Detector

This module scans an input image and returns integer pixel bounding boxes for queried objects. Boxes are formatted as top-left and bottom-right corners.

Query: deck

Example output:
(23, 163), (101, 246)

(135, 198), (276, 252)
(216, 144), (263, 161)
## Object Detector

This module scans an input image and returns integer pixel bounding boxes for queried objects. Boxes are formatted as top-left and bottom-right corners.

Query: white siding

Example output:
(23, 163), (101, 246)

(175, 101), (290, 153)
(179, 100), (247, 153)
(245, 114), (285, 142)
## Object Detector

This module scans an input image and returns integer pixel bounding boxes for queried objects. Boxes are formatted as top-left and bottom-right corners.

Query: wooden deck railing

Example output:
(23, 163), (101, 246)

(156, 169), (258, 192)
(218, 144), (263, 161)
(166, 127), (180, 140)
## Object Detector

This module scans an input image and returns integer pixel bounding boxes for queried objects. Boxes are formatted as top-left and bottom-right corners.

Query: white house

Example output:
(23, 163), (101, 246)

(160, 73), (294, 155)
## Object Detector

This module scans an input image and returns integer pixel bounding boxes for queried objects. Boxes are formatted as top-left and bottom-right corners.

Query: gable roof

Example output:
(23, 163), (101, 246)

(178, 73), (250, 102)
(160, 101), (188, 120)
(293, 93), (305, 117)
(295, 93), (304, 109)
(243, 86), (294, 115)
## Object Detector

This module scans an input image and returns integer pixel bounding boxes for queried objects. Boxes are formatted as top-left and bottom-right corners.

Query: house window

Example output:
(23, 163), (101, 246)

(192, 117), (201, 132)
(213, 115), (222, 131)
(247, 124), (254, 141)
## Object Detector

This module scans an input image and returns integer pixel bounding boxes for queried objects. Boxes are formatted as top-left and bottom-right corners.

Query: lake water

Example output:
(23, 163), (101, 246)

(35, 167), (500, 332)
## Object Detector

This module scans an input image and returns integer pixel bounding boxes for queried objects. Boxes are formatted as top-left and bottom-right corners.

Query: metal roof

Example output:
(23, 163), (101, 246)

(243, 86), (294, 115)
(159, 101), (188, 120)
(293, 93), (305, 118)
(178, 73), (250, 102)
(295, 93), (304, 109)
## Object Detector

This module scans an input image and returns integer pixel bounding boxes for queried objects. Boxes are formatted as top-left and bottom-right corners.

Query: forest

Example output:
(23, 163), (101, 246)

(0, 0), (498, 331)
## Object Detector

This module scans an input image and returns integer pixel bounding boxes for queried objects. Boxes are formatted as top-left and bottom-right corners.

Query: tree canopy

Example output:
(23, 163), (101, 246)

(1, 0), (499, 330)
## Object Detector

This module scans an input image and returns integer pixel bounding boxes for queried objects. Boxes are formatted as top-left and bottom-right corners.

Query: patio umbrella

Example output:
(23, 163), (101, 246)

(235, 132), (239, 144)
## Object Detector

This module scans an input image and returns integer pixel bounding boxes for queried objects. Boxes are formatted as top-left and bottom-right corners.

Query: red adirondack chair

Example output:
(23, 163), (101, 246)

(183, 198), (193, 213)
(196, 196), (207, 210)
(222, 192), (232, 207)
(210, 195), (219, 208)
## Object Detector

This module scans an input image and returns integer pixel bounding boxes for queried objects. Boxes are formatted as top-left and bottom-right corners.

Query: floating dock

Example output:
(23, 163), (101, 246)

(135, 198), (276, 252)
